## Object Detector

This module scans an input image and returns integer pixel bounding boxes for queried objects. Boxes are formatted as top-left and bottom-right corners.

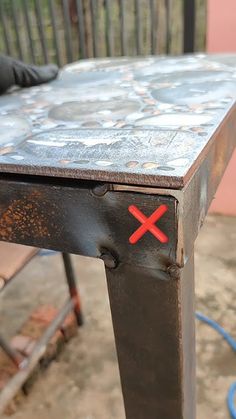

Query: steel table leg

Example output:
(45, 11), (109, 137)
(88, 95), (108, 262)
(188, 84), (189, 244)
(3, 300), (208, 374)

(105, 254), (196, 419)
(62, 252), (83, 326)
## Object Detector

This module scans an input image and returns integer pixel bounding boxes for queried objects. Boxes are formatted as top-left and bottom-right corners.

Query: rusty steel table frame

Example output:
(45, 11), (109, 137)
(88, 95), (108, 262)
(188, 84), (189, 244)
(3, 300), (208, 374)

(0, 55), (235, 418)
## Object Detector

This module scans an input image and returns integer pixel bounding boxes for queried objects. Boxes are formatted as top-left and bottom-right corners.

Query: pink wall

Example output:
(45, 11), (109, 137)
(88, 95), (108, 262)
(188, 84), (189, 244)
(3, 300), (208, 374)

(207, 0), (236, 215)
(207, 0), (236, 52)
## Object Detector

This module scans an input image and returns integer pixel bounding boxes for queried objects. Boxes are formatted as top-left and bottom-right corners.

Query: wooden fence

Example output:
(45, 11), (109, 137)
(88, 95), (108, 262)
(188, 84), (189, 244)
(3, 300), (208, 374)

(0, 0), (206, 66)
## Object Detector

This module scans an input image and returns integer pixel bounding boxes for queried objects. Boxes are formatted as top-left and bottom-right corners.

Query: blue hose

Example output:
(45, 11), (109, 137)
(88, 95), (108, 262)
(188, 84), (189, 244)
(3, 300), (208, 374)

(196, 312), (236, 419)
(38, 249), (59, 257)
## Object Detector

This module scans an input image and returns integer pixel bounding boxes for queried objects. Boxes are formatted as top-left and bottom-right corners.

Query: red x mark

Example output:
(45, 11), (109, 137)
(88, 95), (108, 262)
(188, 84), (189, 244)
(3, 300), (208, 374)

(128, 204), (168, 244)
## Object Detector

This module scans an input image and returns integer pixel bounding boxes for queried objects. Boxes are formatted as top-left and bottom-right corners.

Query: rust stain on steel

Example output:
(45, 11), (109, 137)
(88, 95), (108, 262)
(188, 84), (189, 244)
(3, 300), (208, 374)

(0, 192), (50, 242)
(0, 179), (177, 268)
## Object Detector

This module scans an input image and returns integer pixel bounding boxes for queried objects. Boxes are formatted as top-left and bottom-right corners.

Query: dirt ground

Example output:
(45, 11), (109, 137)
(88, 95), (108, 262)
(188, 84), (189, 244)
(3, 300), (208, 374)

(0, 214), (236, 419)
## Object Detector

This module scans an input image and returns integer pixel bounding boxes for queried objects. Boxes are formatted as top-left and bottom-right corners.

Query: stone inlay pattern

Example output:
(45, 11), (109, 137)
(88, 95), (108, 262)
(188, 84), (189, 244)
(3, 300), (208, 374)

(0, 54), (235, 186)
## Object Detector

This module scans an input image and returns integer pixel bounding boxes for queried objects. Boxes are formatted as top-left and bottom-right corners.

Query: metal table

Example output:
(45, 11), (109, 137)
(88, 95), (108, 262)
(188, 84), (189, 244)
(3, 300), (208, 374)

(0, 54), (235, 419)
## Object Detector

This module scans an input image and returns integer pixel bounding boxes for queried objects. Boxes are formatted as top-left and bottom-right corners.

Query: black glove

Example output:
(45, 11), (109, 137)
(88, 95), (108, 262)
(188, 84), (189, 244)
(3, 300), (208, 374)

(0, 55), (59, 94)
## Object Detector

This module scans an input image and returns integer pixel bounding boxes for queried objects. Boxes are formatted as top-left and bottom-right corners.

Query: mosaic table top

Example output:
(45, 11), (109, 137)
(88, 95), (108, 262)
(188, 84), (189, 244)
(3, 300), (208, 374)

(0, 54), (235, 188)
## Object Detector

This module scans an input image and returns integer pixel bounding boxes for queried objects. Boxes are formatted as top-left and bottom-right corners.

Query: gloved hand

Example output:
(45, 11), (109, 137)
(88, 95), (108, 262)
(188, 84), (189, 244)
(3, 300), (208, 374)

(0, 55), (59, 94)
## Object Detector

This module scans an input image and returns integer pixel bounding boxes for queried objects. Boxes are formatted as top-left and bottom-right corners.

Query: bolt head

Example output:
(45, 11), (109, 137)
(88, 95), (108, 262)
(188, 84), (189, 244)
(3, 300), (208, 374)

(100, 252), (118, 269)
(167, 264), (181, 280)
(92, 184), (109, 197)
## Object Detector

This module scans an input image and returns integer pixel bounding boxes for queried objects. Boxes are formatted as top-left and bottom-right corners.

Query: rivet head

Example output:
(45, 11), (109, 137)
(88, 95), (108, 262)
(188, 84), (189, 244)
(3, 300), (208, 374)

(92, 184), (110, 197)
(99, 251), (118, 269)
(167, 264), (181, 280)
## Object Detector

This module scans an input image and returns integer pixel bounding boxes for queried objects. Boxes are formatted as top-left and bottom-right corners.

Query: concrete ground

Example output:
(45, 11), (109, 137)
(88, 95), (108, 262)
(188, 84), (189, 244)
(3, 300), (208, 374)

(0, 214), (236, 419)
